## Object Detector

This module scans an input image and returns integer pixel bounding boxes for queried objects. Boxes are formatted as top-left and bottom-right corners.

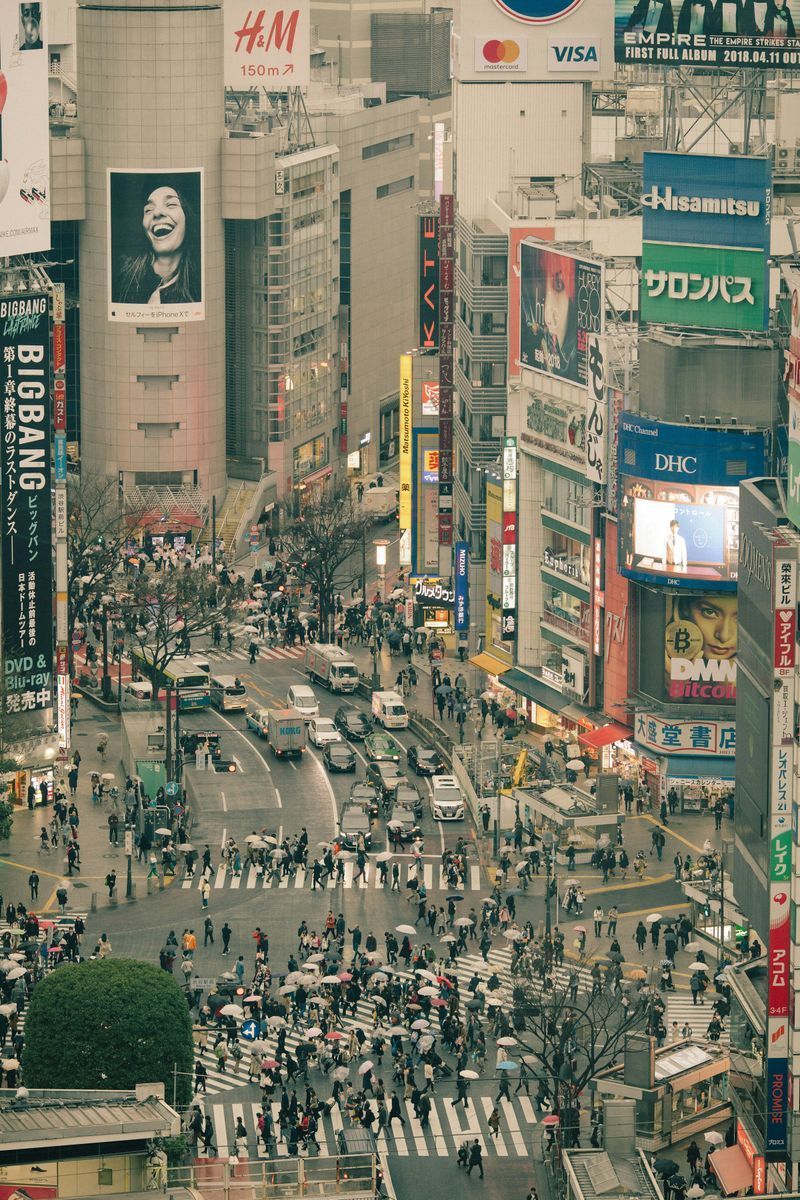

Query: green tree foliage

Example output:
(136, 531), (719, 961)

(22, 959), (194, 1104)
(0, 798), (12, 841)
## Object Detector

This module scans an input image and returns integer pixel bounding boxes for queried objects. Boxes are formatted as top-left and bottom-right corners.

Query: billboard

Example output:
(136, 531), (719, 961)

(585, 333), (607, 484)
(519, 243), (604, 388)
(635, 711), (736, 757)
(418, 215), (439, 351)
(438, 194), (455, 548)
(501, 437), (517, 640)
(108, 169), (204, 325)
(453, 0), (614, 81)
(0, 291), (52, 714)
(615, 0), (800, 68)
(485, 473), (506, 653)
(508, 225), (554, 381)
(399, 355), (412, 531)
(663, 593), (737, 704)
(786, 267), (800, 526)
(224, 0), (311, 87)
(421, 381), (440, 418)
(454, 542), (469, 632)
(617, 413), (768, 589)
(412, 429), (440, 575)
(0, 2), (50, 255)
(641, 152), (771, 332)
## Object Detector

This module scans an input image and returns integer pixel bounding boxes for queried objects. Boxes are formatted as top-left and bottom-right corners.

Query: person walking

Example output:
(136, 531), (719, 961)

(487, 1108), (501, 1139)
(204, 917), (214, 947)
(28, 871), (39, 901)
(593, 906), (603, 938)
(387, 1092), (406, 1130)
(200, 877), (211, 909)
(634, 921), (647, 952)
(221, 922), (232, 955)
(467, 1139), (484, 1178)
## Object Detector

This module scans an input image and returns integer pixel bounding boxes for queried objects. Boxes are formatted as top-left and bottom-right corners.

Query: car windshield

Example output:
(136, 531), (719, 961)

(330, 744), (351, 757)
(316, 719), (336, 731)
(341, 811), (367, 831)
(394, 806), (415, 823)
(418, 749), (436, 761)
(352, 784), (374, 798)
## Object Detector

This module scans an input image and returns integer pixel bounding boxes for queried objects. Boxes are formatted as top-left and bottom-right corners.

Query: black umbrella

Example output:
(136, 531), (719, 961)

(466, 998), (483, 1010)
(654, 1159), (679, 1177)
(446, 894), (464, 902)
(667, 1176), (687, 1190)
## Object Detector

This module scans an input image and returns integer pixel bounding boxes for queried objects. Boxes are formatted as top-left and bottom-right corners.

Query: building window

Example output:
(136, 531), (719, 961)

(479, 255), (506, 286)
(363, 133), (414, 159)
(294, 434), (328, 480)
(542, 472), (591, 526)
(542, 583), (590, 644)
(376, 176), (414, 200)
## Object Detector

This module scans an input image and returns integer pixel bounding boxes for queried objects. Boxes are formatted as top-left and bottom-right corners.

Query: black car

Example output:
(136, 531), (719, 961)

(387, 804), (420, 843)
(407, 744), (446, 776)
(337, 805), (372, 852)
(366, 761), (408, 801)
(334, 704), (373, 741)
(179, 730), (222, 760)
(349, 780), (380, 819)
(394, 782), (423, 820)
(323, 740), (357, 773)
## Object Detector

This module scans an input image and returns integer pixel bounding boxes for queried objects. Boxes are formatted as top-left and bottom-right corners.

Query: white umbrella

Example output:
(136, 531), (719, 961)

(278, 984), (295, 995)
(388, 1026), (406, 1036)
(486, 996), (503, 1007)
(270, 849), (286, 860)
(332, 1066), (350, 1081)
(219, 1003), (244, 1018)
(415, 969), (439, 982)
(688, 961), (709, 973)
(262, 836), (278, 845)
(155, 826), (172, 836)
(411, 1019), (430, 1031)
(305, 1026), (323, 1038)
(305, 954), (324, 964)
(358, 1060), (374, 1075)
(0, 1003), (15, 1016)
(178, 843), (194, 852)
(460, 1069), (479, 1079)
(687, 1187), (705, 1199)
(243, 994), (260, 1003)
(645, 913), (662, 924)
(684, 941), (703, 954)
(245, 834), (264, 844)
(566, 759), (583, 771)
(376, 851), (393, 862)
(322, 975), (342, 985)
(503, 929), (524, 940)
(521, 846), (538, 855)
(267, 1015), (286, 1027)
(5, 968), (25, 980)
(454, 917), (474, 927)
(497, 1036), (517, 1047)
(1, 1058), (19, 1070)
(396, 924), (416, 936)
(418, 986), (439, 997)
(704, 1131), (724, 1145)
(440, 934), (456, 943)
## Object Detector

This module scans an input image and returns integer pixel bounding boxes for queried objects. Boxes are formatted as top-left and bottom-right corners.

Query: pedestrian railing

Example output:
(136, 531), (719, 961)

(168, 1152), (376, 1197)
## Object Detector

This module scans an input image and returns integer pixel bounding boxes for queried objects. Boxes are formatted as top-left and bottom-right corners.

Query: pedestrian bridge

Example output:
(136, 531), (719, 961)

(169, 1153), (377, 1198)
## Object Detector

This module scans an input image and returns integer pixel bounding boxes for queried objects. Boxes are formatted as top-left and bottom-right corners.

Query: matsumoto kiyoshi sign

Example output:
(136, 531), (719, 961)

(0, 292), (53, 714)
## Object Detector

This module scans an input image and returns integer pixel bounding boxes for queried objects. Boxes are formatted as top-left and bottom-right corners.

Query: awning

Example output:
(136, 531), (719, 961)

(503, 668), (569, 713)
(710, 1145), (753, 1195)
(657, 755), (735, 781)
(470, 652), (510, 676)
(579, 722), (632, 749)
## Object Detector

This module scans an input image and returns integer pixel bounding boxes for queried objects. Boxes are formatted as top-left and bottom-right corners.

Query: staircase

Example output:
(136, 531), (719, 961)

(198, 480), (255, 552)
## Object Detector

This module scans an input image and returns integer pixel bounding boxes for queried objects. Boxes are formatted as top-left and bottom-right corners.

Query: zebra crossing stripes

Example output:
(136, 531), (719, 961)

(201, 641), (305, 666)
(665, 991), (730, 1045)
(202, 1092), (538, 1159)
(182, 861), (484, 893)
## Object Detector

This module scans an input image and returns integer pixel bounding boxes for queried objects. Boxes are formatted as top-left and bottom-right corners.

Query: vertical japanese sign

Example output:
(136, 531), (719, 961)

(0, 291), (52, 714)
(454, 542), (469, 633)
(501, 437), (517, 642)
(399, 355), (412, 533)
(52, 282), (69, 750)
(766, 547), (795, 1157)
(585, 333), (606, 485)
(419, 215), (439, 351)
(785, 267), (800, 528)
(438, 193), (454, 548)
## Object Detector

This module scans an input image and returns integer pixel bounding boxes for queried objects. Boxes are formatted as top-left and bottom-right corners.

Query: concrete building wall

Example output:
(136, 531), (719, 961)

(312, 0), (428, 85)
(77, 0), (226, 500)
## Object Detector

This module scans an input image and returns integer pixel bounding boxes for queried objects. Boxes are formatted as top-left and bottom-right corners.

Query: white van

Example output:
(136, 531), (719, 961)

(371, 690), (409, 729)
(245, 705), (270, 737)
(431, 775), (465, 821)
(122, 679), (153, 707)
(287, 683), (319, 721)
(210, 675), (248, 712)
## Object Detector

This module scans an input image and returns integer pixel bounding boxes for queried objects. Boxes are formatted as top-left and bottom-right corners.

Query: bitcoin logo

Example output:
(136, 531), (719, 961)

(665, 619), (703, 660)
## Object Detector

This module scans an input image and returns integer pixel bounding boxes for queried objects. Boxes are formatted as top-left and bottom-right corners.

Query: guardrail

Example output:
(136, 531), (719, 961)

(168, 1152), (376, 1197)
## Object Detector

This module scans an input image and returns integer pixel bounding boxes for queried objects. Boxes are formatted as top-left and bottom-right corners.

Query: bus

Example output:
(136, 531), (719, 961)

(129, 649), (211, 710)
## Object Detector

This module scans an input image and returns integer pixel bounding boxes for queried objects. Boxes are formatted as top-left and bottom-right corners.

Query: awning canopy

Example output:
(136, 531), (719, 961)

(503, 668), (569, 713)
(470, 652), (510, 676)
(710, 1145), (753, 1195)
(579, 722), (632, 749)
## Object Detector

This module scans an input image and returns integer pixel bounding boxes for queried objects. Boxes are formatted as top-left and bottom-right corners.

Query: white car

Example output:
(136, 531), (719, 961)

(308, 717), (342, 748)
(287, 683), (319, 721)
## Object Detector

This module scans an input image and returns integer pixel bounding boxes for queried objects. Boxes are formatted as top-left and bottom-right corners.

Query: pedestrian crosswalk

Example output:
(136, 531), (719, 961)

(201, 642), (306, 667)
(181, 861), (484, 894)
(665, 991), (730, 1045)
(196, 1091), (539, 1160)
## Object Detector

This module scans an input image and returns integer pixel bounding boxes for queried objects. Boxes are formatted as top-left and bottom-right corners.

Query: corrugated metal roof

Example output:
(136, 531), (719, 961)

(567, 1151), (661, 1200)
(0, 1095), (177, 1146)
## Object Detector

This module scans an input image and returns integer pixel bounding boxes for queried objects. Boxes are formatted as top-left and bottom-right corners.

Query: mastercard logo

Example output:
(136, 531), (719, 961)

(482, 38), (521, 63)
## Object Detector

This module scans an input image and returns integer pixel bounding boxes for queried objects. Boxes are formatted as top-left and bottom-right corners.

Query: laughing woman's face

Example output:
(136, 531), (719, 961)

(143, 187), (186, 256)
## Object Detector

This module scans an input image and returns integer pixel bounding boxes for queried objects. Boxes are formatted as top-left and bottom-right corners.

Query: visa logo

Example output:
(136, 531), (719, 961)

(548, 39), (600, 71)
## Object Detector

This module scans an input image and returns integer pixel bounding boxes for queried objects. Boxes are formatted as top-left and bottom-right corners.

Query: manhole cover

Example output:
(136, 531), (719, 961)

(70, 881), (88, 888)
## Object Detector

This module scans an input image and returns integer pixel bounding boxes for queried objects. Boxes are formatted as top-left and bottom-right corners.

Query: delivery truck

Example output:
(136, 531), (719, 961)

(267, 707), (306, 758)
(371, 690), (409, 729)
(361, 486), (398, 522)
(304, 643), (360, 693)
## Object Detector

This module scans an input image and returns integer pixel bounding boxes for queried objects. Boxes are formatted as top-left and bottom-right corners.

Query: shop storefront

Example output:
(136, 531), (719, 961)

(634, 710), (735, 812)
(293, 434), (329, 484)
(3, 763), (55, 809)
(502, 665), (599, 751)
(412, 577), (454, 649)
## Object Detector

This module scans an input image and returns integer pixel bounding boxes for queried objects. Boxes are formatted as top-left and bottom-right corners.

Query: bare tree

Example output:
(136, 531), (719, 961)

(280, 484), (370, 640)
(507, 949), (649, 1145)
(121, 567), (238, 679)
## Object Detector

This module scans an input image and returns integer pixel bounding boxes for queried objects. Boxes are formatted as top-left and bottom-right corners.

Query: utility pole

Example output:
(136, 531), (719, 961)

(165, 683), (172, 781)
(211, 495), (217, 576)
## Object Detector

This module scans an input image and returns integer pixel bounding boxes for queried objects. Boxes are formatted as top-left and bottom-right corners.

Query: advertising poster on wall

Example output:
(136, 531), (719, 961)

(224, 0), (311, 87)
(508, 225), (554, 381)
(785, 266), (800, 526)
(418, 215), (439, 351)
(617, 413), (768, 589)
(413, 429), (440, 575)
(0, 291), (52, 715)
(399, 355), (412, 531)
(663, 593), (737, 703)
(519, 243), (604, 388)
(107, 169), (204, 325)
(615, 0), (800, 68)
(0, 2), (50, 256)
(453, 0), (614, 81)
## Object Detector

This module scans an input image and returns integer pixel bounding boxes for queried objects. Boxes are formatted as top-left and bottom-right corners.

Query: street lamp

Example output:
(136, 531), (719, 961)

(100, 592), (114, 701)
(125, 821), (133, 900)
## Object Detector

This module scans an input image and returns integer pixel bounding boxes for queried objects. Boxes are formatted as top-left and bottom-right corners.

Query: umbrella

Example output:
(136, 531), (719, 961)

(704, 1131), (724, 1145)
(430, 998), (447, 1008)
(503, 929), (523, 940)
(687, 1187), (705, 1199)
(418, 986), (439, 997)
(416, 969), (439, 982)
(358, 1060), (374, 1075)
(245, 834), (264, 844)
(418, 1035), (435, 1049)
(326, 1031), (344, 1040)
(155, 826), (172, 836)
(688, 961), (709, 973)
(497, 1036), (517, 1047)
(542, 1115), (561, 1127)
(454, 917), (474, 928)
(411, 1018), (430, 1030)
(482, 897), (498, 906)
(646, 913), (662, 924)
(440, 934), (456, 943)
(446, 894), (464, 902)
(332, 1066), (350, 1081)
(262, 836), (278, 845)
(388, 1026), (406, 1037)
(278, 984), (295, 995)
(5, 968), (25, 980)
(460, 1069), (479, 1079)
(653, 1159), (678, 1177)
(372, 996), (387, 1007)
(261, 1058), (280, 1069)
(306, 1026), (323, 1038)
(684, 941), (703, 954)
(178, 842), (194, 852)
(387, 820), (403, 829)
(566, 759), (584, 771)
(219, 1004), (244, 1018)
(1, 1058), (19, 1070)
(339, 972), (353, 981)
(629, 967), (647, 980)
(243, 994), (260, 1003)
(466, 999), (483, 1011)
(497, 1060), (518, 1070)
(305, 954), (324, 963)
(505, 888), (524, 898)
(270, 849), (286, 860)
(0, 1004), (15, 1016)
(396, 925), (416, 936)
(486, 996), (503, 1007)
(267, 1015), (286, 1027)
(667, 1176), (687, 1191)
(573, 925), (586, 934)
(522, 845), (538, 855)
(321, 975), (342, 985)
(376, 851), (393, 862)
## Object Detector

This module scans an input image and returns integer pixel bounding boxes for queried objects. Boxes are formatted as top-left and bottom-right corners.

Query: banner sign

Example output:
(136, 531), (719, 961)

(585, 332), (606, 484)
(615, 0), (800, 69)
(224, 0), (311, 87)
(520, 243), (604, 388)
(419, 215), (439, 350)
(501, 437), (518, 641)
(454, 542), (469, 632)
(786, 268), (800, 528)
(0, 292), (52, 713)
(413, 577), (454, 606)
(635, 710), (736, 757)
(399, 355), (412, 531)
(438, 195), (455, 546)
